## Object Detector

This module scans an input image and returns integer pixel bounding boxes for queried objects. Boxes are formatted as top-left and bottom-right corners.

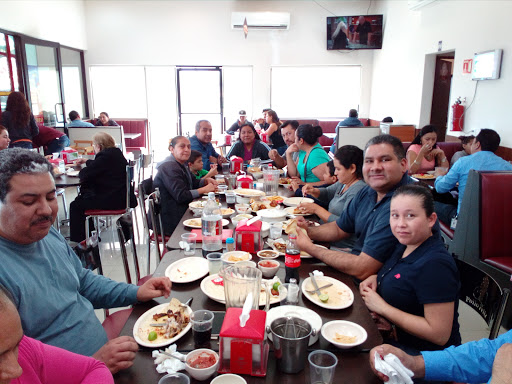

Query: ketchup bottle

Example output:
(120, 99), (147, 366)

(285, 234), (300, 284)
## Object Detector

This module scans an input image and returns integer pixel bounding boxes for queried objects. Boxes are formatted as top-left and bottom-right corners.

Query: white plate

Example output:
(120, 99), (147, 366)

(321, 320), (367, 349)
(256, 209), (288, 221)
(284, 206), (312, 217)
(283, 197), (314, 207)
(183, 218), (229, 229)
(66, 170), (80, 177)
(301, 276), (354, 310)
(200, 274), (285, 306)
(165, 257), (209, 283)
(234, 188), (266, 197)
(220, 208), (235, 218)
(133, 303), (192, 348)
(266, 305), (323, 346)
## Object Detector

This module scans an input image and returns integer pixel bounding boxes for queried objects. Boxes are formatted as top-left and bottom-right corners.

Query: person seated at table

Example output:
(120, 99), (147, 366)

(226, 110), (247, 135)
(407, 125), (449, 175)
(253, 108), (270, 131)
(32, 126), (70, 155)
(1, 91), (39, 149)
(188, 150), (218, 180)
(226, 122), (271, 161)
(370, 331), (512, 384)
(360, 184), (460, 354)
(268, 120), (299, 169)
(286, 124), (331, 188)
(0, 148), (172, 374)
(94, 112), (119, 127)
(0, 125), (11, 150)
(68, 110), (95, 127)
(154, 136), (217, 236)
(299, 145), (366, 250)
(262, 110), (287, 155)
(0, 284), (114, 383)
(450, 134), (475, 167)
(329, 108), (364, 154)
(69, 132), (135, 242)
(190, 119), (227, 171)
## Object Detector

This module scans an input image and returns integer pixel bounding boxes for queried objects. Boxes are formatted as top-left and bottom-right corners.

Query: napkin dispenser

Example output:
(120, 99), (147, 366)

(230, 156), (243, 174)
(235, 219), (262, 254)
(218, 307), (269, 376)
(61, 149), (79, 164)
(49, 159), (65, 173)
(236, 173), (253, 189)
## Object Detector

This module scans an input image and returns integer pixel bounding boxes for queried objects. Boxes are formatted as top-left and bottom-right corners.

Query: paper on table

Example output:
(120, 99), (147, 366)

(373, 352), (414, 384)
(152, 344), (186, 374)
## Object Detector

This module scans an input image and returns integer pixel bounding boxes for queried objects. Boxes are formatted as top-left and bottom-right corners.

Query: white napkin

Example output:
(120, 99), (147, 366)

(374, 353), (414, 384)
(152, 344), (187, 374)
(312, 270), (324, 277)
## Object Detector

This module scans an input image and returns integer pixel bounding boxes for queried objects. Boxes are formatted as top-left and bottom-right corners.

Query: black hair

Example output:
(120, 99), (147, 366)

(280, 120), (299, 130)
(100, 112), (109, 118)
(365, 134), (406, 160)
(326, 160), (335, 177)
(267, 110), (279, 124)
(334, 145), (364, 179)
(239, 122), (261, 141)
(296, 124), (323, 145)
(476, 129), (501, 152)
(349, 109), (358, 118)
(169, 135), (188, 148)
(459, 135), (475, 146)
(188, 150), (202, 164)
(194, 120), (210, 132)
(262, 108), (271, 113)
(68, 110), (79, 121)
(382, 116), (393, 123)
(411, 125), (438, 148)
(0, 148), (53, 202)
(392, 184), (435, 217)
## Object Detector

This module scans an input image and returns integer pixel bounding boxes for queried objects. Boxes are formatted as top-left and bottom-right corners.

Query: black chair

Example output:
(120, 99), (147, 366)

(456, 258), (510, 340)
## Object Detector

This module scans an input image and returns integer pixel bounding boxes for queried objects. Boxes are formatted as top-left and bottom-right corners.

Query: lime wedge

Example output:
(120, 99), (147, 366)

(319, 294), (329, 303)
(148, 331), (157, 341)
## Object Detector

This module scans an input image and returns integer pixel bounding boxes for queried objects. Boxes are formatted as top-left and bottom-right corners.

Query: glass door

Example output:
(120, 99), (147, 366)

(61, 47), (88, 122)
(177, 67), (223, 138)
(0, 32), (20, 110)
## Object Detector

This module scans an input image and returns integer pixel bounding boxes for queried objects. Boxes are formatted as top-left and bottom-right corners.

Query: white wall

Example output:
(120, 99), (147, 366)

(0, 0), (88, 49)
(83, 0), (377, 119)
(371, 0), (512, 147)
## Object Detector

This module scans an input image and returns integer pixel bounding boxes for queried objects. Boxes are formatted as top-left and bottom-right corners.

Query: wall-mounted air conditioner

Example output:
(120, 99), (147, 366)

(231, 12), (290, 30)
(408, 0), (438, 11)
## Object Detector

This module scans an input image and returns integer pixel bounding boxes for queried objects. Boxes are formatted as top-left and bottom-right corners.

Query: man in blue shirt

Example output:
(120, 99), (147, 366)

(330, 108), (364, 154)
(297, 134), (411, 280)
(189, 120), (227, 170)
(434, 129), (512, 224)
(67, 110), (95, 127)
(370, 331), (512, 383)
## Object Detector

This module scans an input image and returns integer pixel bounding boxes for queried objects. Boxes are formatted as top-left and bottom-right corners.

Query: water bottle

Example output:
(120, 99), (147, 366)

(202, 192), (223, 257)
(285, 234), (301, 283)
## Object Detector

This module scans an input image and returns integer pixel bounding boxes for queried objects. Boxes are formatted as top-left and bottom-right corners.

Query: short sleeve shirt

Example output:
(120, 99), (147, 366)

(407, 144), (435, 173)
(190, 135), (219, 170)
(377, 235), (461, 351)
(297, 143), (331, 183)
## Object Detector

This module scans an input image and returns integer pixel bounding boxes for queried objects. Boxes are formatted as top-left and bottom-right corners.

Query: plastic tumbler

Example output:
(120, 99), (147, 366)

(207, 252), (223, 275)
(308, 350), (338, 384)
(180, 233), (197, 256)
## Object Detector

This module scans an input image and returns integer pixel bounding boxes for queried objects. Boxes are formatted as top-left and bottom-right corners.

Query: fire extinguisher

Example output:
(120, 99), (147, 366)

(451, 97), (464, 132)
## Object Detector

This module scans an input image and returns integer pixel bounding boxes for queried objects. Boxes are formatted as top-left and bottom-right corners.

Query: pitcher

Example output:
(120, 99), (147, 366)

(223, 266), (269, 311)
(263, 169), (280, 196)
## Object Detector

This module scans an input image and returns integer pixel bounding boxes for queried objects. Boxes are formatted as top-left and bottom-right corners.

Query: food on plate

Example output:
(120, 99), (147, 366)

(226, 252), (251, 262)
(138, 298), (190, 343)
(269, 200), (279, 207)
(334, 333), (357, 344)
(250, 200), (268, 211)
(279, 178), (291, 185)
(319, 293), (329, 303)
(412, 173), (435, 180)
(187, 351), (217, 369)
(186, 219), (202, 227)
(203, 275), (282, 305)
(273, 241), (287, 253)
(293, 207), (303, 214)
(284, 218), (308, 237)
(220, 208), (234, 216)
(247, 166), (261, 173)
(304, 279), (352, 307)
(263, 195), (284, 203)
(259, 250), (279, 258)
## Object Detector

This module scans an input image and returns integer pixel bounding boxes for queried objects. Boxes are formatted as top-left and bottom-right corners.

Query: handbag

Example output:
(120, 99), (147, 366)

(73, 234), (101, 271)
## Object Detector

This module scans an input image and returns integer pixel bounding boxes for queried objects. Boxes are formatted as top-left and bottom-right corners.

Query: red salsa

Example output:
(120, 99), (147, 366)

(260, 260), (278, 268)
(188, 351), (217, 369)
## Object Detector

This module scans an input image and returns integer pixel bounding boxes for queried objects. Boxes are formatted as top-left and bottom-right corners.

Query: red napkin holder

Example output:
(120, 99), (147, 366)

(49, 159), (65, 173)
(236, 174), (253, 189)
(235, 220), (262, 254)
(61, 149), (79, 164)
(190, 229), (233, 242)
(225, 134), (232, 145)
(230, 156), (243, 174)
(218, 308), (269, 376)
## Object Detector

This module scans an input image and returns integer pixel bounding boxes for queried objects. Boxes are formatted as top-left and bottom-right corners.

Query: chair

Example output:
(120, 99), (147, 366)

(53, 188), (68, 232)
(455, 258), (510, 340)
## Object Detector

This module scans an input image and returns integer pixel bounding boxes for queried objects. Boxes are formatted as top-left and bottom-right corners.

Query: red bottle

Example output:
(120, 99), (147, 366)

(285, 234), (300, 283)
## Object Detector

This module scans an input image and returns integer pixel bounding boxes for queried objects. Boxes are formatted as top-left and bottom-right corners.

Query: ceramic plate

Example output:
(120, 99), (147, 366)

(66, 170), (80, 177)
(412, 173), (436, 180)
(200, 274), (285, 306)
(301, 276), (354, 310)
(220, 208), (235, 217)
(234, 189), (266, 197)
(266, 305), (323, 346)
(133, 303), (192, 348)
(183, 218), (229, 229)
(283, 197), (314, 207)
(284, 206), (312, 217)
(165, 257), (209, 283)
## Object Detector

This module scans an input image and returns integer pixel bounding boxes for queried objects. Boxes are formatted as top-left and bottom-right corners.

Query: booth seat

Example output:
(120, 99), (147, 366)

(403, 141), (462, 164)
(114, 118), (149, 154)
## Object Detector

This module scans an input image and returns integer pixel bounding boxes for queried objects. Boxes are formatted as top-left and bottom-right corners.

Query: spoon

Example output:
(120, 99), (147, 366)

(158, 349), (187, 362)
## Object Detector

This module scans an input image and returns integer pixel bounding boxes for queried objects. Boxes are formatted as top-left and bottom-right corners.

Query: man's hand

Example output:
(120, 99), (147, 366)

(204, 177), (218, 186)
(491, 343), (512, 384)
(268, 149), (279, 161)
(93, 336), (138, 374)
(296, 228), (314, 253)
(209, 156), (218, 165)
(298, 202), (318, 215)
(217, 155), (227, 164)
(136, 277), (172, 302)
(369, 344), (424, 382)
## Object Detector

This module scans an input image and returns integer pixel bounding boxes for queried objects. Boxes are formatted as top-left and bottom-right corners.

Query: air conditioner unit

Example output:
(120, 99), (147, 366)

(231, 12), (290, 30)
(408, 0), (438, 11)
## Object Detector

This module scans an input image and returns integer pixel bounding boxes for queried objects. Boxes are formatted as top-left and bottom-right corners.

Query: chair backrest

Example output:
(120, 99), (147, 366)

(116, 214), (141, 284)
(455, 258), (510, 339)
(126, 160), (137, 211)
(336, 126), (381, 150)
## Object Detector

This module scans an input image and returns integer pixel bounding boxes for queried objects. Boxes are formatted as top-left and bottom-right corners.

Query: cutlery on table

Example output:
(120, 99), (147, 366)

(308, 273), (324, 299)
(305, 283), (333, 293)
(158, 349), (187, 362)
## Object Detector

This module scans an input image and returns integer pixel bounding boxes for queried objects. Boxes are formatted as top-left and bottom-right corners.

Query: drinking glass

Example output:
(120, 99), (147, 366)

(223, 266), (262, 310)
(269, 222), (282, 239)
(225, 191), (236, 204)
(308, 350), (338, 384)
(207, 252), (223, 275)
(191, 310), (214, 348)
(181, 233), (197, 256)
(263, 170), (280, 196)
(158, 372), (190, 384)
(222, 162), (230, 175)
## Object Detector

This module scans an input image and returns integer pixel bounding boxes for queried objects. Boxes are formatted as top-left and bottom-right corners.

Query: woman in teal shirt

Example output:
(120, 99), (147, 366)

(286, 124), (331, 186)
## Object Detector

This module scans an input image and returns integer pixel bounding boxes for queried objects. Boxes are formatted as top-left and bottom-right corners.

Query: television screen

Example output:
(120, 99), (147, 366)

(472, 49), (503, 80)
(327, 15), (383, 50)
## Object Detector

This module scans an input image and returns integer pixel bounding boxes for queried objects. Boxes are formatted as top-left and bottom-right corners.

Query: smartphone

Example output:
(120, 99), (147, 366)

(211, 311), (226, 336)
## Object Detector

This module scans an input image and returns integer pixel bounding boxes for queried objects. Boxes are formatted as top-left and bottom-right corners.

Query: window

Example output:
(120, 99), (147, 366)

(0, 33), (19, 110)
(270, 65), (361, 118)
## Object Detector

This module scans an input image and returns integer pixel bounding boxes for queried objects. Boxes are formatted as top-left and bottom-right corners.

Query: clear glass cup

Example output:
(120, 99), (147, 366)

(222, 162), (230, 175)
(218, 185), (228, 194)
(180, 233), (197, 256)
(308, 350), (338, 384)
(263, 169), (280, 196)
(269, 222), (282, 239)
(206, 252), (223, 275)
(158, 372), (190, 384)
(223, 266), (262, 310)
(225, 191), (236, 204)
(215, 175), (226, 184)
(191, 310), (214, 348)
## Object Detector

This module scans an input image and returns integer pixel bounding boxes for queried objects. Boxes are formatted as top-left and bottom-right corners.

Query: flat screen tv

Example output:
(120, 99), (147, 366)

(327, 15), (383, 50)
(472, 49), (503, 80)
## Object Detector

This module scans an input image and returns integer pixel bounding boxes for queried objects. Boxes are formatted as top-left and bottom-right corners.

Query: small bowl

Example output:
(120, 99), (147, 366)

(210, 374), (247, 384)
(185, 349), (219, 381)
(232, 214), (253, 227)
(220, 208), (235, 218)
(427, 170), (435, 175)
(256, 209), (287, 223)
(221, 251), (252, 265)
(235, 203), (251, 214)
(236, 260), (257, 268)
(258, 259), (280, 278)
(236, 195), (251, 204)
(321, 320), (368, 349)
(257, 249), (280, 259)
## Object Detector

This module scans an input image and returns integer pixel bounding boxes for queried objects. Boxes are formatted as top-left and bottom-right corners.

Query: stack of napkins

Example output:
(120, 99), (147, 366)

(374, 353), (414, 384)
(152, 344), (186, 374)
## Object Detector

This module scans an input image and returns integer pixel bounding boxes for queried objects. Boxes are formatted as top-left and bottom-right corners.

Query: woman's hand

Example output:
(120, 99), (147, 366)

(75, 158), (88, 165)
(360, 283), (388, 315)
(418, 143), (432, 157)
(359, 274), (378, 294)
(286, 143), (299, 154)
(302, 184), (320, 198)
(290, 178), (302, 192)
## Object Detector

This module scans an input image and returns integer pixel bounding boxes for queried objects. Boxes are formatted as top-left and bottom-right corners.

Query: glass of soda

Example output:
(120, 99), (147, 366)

(191, 310), (214, 348)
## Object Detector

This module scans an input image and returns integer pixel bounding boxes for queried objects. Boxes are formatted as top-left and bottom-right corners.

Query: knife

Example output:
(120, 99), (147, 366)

(308, 273), (323, 298)
(305, 283), (333, 293)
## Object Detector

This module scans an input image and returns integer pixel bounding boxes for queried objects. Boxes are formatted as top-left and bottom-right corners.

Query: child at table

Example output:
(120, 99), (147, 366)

(188, 150), (218, 180)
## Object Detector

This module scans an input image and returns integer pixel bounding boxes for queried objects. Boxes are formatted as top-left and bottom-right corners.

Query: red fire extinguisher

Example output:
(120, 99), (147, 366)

(451, 97), (464, 132)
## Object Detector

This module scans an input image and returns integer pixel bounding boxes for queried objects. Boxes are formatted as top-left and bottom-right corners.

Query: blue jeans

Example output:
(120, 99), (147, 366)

(45, 135), (70, 155)
(434, 201), (457, 225)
